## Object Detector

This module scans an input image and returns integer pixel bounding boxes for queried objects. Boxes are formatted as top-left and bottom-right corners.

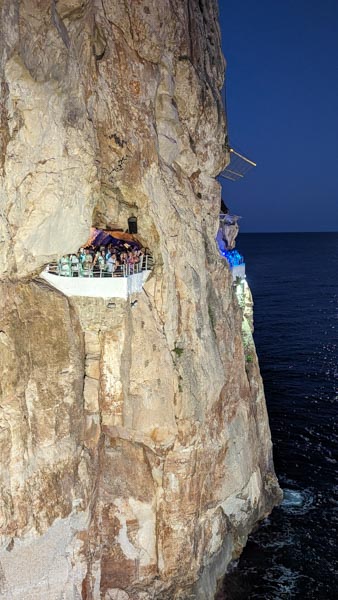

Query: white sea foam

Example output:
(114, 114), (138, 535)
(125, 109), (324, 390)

(280, 488), (314, 515)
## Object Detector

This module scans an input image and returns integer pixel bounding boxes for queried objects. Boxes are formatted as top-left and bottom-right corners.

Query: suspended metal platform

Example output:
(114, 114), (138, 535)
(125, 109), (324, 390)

(220, 147), (256, 181)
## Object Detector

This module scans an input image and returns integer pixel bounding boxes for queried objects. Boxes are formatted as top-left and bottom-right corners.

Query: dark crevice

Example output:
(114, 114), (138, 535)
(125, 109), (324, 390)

(51, 0), (71, 50)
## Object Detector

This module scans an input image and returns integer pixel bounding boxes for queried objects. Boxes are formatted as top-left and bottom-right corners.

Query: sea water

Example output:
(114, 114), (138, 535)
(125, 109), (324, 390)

(216, 232), (338, 600)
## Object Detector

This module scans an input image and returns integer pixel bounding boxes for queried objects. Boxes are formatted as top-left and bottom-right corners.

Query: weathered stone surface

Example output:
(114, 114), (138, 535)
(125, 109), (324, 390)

(0, 280), (92, 598)
(0, 1), (281, 599)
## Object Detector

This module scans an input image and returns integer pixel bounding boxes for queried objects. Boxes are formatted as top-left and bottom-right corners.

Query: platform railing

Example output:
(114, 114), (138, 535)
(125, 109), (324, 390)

(46, 254), (154, 278)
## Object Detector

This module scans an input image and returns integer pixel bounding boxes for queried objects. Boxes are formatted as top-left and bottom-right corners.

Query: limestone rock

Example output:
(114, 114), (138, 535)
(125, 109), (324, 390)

(0, 1), (281, 599)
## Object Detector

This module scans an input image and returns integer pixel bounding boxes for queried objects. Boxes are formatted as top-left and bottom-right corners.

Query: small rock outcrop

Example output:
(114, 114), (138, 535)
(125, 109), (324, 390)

(0, 1), (281, 599)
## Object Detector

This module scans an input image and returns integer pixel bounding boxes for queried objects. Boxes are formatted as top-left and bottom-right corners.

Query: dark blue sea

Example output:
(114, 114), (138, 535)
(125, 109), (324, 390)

(216, 232), (338, 600)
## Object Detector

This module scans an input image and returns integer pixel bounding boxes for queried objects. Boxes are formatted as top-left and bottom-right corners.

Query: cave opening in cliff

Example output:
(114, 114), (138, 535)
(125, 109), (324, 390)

(44, 227), (153, 278)
(217, 211), (246, 282)
(40, 226), (153, 299)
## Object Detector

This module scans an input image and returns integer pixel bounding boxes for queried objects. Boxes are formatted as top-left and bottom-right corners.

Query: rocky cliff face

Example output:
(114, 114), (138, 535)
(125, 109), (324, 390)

(0, 1), (281, 598)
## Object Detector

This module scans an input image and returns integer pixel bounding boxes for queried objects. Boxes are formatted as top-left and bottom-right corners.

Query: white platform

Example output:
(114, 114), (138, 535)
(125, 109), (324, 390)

(41, 270), (151, 299)
(231, 264), (246, 281)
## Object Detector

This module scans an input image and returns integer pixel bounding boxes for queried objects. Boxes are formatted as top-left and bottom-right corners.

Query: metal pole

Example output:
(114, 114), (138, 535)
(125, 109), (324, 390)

(229, 148), (257, 167)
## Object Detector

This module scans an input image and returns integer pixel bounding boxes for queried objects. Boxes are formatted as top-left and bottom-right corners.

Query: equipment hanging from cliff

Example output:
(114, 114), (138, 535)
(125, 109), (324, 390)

(220, 147), (256, 181)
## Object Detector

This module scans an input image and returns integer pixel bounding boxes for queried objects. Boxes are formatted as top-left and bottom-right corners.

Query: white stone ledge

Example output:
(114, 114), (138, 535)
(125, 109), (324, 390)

(41, 270), (151, 299)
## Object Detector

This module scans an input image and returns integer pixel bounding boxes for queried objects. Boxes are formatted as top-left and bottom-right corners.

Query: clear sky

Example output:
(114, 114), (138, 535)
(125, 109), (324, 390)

(218, 0), (338, 232)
